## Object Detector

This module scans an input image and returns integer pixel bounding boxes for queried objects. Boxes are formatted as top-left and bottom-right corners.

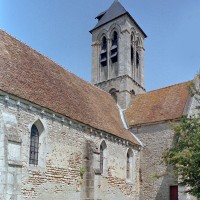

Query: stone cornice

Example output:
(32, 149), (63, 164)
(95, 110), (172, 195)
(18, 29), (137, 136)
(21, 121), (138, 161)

(95, 74), (146, 91)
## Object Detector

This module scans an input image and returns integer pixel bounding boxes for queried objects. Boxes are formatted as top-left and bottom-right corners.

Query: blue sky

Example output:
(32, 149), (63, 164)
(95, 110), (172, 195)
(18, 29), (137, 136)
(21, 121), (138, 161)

(1, 0), (200, 91)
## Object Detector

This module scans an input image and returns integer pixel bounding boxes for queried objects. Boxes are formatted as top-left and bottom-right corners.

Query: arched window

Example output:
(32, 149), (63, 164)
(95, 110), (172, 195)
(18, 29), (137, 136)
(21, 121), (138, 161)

(126, 149), (133, 180)
(131, 31), (136, 43)
(111, 31), (118, 63)
(127, 152), (131, 179)
(130, 89), (135, 96)
(100, 36), (107, 67)
(100, 141), (107, 174)
(29, 124), (39, 165)
(131, 34), (133, 42)
(29, 119), (44, 165)
(109, 88), (118, 103)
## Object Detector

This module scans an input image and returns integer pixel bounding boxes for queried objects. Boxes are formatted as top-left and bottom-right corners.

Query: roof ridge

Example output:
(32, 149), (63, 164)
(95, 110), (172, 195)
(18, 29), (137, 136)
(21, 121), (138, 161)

(0, 29), (111, 97)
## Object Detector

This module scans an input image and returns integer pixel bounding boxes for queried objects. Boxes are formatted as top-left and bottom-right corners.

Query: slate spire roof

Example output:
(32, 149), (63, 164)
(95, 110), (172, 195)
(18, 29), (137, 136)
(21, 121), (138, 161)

(90, 0), (147, 37)
(92, 0), (127, 30)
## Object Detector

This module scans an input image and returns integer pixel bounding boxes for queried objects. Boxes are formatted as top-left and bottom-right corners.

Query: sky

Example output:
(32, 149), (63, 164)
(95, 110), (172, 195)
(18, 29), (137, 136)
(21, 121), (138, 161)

(0, 0), (200, 91)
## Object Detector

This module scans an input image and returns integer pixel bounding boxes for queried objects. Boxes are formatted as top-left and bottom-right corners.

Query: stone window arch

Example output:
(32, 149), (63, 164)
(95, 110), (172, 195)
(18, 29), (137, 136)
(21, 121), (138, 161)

(100, 140), (107, 175)
(131, 32), (136, 65)
(130, 89), (135, 96)
(136, 36), (143, 48)
(29, 119), (44, 165)
(109, 88), (118, 103)
(126, 148), (134, 180)
(100, 36), (107, 67)
(131, 31), (136, 43)
(136, 36), (142, 70)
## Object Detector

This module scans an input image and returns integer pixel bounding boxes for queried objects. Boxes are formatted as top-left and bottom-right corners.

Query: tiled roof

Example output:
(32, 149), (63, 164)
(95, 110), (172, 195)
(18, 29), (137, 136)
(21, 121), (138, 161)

(125, 82), (190, 127)
(0, 29), (139, 145)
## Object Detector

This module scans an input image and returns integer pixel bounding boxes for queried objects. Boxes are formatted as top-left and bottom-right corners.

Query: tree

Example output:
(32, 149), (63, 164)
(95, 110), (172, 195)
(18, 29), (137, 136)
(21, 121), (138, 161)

(164, 80), (200, 199)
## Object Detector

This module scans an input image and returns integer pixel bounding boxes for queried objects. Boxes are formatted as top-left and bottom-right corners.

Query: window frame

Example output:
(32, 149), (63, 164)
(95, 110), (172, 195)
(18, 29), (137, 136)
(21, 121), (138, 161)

(29, 124), (39, 165)
(99, 141), (107, 175)
(126, 148), (134, 182)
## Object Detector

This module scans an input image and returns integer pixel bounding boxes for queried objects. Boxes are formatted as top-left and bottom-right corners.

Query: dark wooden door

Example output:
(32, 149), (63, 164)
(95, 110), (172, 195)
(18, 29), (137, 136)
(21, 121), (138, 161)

(170, 186), (178, 200)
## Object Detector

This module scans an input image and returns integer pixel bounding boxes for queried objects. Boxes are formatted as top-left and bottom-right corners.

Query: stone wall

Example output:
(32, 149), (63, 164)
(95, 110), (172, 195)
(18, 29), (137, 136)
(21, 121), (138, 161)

(0, 92), (140, 200)
(132, 119), (198, 200)
(131, 123), (177, 200)
(95, 75), (145, 109)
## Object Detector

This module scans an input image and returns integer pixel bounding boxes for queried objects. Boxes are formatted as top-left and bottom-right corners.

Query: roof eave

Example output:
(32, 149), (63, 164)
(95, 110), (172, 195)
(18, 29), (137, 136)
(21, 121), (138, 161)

(0, 89), (139, 146)
(126, 12), (147, 38)
(128, 117), (186, 128)
(90, 12), (147, 38)
(90, 13), (127, 34)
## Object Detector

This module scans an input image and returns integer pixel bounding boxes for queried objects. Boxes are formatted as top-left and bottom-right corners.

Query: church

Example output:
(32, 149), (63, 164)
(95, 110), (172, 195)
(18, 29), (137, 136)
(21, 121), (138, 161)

(0, 1), (198, 200)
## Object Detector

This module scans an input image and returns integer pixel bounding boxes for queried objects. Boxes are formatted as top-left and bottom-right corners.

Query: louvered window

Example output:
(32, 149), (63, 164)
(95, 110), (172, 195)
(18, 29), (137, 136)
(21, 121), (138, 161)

(100, 37), (107, 67)
(29, 124), (39, 165)
(111, 31), (118, 63)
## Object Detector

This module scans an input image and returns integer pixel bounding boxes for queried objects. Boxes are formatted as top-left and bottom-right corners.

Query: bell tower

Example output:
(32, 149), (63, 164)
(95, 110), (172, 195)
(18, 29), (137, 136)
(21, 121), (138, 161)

(90, 0), (147, 109)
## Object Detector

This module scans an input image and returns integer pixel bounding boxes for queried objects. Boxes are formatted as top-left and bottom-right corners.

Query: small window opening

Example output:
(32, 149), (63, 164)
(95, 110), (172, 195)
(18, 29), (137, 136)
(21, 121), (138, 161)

(111, 31), (118, 63)
(126, 149), (133, 180)
(29, 124), (39, 165)
(130, 90), (135, 96)
(100, 141), (107, 175)
(131, 46), (134, 65)
(109, 88), (118, 103)
(100, 145), (104, 174)
(127, 152), (131, 179)
(100, 37), (107, 67)
(136, 51), (140, 68)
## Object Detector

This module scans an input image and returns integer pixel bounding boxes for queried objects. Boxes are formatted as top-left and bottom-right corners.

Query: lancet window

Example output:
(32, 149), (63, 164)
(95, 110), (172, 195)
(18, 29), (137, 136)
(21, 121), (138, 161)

(29, 124), (39, 165)
(110, 31), (118, 63)
(100, 36), (107, 67)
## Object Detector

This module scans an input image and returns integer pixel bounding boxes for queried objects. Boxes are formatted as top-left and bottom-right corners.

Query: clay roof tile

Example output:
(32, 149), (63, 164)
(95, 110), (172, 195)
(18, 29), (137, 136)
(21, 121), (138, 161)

(125, 82), (190, 127)
(0, 29), (139, 145)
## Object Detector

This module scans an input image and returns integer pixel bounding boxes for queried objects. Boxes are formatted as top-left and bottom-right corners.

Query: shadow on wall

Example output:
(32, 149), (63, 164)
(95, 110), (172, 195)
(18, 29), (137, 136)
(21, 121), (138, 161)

(155, 165), (177, 200)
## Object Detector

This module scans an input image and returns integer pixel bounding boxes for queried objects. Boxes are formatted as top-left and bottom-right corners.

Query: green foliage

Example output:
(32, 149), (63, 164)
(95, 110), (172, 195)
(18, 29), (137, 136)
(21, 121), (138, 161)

(80, 167), (85, 179)
(163, 80), (200, 199)
(164, 75), (200, 200)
